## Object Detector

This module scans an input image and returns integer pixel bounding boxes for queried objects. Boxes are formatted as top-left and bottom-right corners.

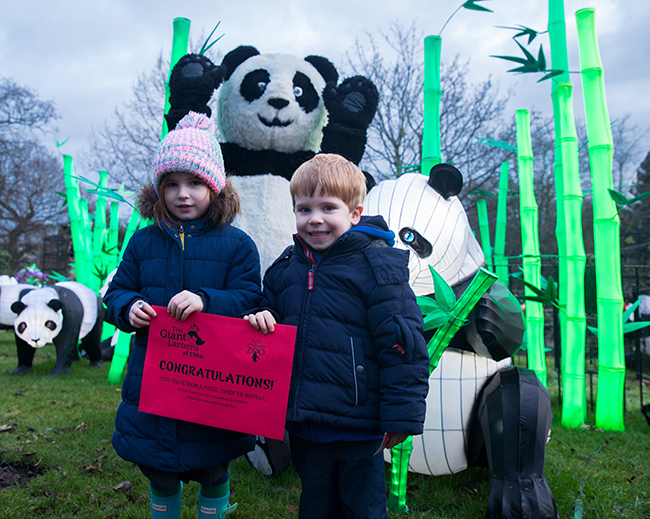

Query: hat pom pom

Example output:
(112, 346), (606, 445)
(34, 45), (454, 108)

(176, 111), (214, 132)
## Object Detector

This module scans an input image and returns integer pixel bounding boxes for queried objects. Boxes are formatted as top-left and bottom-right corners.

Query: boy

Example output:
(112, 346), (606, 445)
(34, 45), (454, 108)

(246, 153), (429, 519)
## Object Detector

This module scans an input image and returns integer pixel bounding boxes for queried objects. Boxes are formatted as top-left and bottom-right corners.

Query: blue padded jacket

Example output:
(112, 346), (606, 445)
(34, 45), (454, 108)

(260, 215), (429, 435)
(103, 218), (262, 472)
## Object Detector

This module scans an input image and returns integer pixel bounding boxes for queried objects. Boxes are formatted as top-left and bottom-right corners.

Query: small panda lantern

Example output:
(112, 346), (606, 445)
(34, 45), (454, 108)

(366, 164), (559, 519)
(165, 46), (378, 271)
(11, 281), (105, 376)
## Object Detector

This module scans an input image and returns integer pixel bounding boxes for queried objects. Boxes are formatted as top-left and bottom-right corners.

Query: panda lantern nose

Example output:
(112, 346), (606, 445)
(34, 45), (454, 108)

(268, 98), (289, 110)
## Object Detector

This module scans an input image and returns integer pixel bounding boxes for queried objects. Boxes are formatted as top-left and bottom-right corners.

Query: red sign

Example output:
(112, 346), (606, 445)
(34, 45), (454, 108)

(139, 307), (296, 440)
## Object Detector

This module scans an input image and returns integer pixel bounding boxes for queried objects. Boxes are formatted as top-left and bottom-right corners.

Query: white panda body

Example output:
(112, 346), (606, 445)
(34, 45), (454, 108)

(217, 53), (328, 154)
(230, 175), (296, 273)
(366, 170), (512, 477)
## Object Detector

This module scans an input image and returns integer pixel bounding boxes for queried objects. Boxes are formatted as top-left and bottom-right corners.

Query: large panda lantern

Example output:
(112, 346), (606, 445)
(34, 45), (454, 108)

(11, 281), (105, 376)
(165, 46), (378, 271)
(366, 164), (559, 519)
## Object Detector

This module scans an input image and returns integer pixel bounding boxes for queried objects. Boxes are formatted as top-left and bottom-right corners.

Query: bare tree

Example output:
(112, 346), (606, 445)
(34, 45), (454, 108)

(0, 78), (66, 272)
(85, 53), (168, 189)
(345, 21), (513, 184)
(86, 38), (223, 190)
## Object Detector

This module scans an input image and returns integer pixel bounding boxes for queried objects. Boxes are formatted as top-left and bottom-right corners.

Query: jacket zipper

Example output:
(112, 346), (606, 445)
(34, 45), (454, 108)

(179, 224), (185, 251)
(350, 337), (359, 406)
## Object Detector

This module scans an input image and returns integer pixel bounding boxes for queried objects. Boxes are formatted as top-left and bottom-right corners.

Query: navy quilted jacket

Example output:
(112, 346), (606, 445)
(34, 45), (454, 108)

(103, 218), (262, 472)
(261, 215), (429, 435)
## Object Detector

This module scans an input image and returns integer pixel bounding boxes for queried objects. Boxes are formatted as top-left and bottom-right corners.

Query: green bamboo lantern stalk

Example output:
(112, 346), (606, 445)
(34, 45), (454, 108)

(557, 82), (587, 427)
(548, 0), (572, 383)
(92, 170), (109, 291)
(62, 155), (90, 284)
(494, 161), (510, 285)
(107, 201), (120, 275)
(477, 199), (494, 272)
(161, 17), (191, 140)
(118, 210), (142, 264)
(516, 109), (547, 387)
(79, 199), (98, 292)
(576, 8), (625, 431)
(421, 35), (442, 174)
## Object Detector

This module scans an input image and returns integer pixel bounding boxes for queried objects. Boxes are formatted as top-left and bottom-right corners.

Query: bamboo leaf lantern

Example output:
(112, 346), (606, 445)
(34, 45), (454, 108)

(576, 8), (625, 431)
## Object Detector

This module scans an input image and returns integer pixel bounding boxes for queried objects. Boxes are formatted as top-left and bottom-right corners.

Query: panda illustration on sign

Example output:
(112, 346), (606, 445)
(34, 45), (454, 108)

(11, 281), (104, 376)
(365, 164), (559, 519)
(165, 46), (378, 271)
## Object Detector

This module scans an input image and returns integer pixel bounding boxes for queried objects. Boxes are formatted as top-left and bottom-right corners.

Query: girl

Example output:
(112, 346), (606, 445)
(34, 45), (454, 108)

(103, 112), (262, 518)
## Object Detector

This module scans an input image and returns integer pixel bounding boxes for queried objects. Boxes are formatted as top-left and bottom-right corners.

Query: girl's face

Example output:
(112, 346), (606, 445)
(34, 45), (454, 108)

(163, 171), (211, 221)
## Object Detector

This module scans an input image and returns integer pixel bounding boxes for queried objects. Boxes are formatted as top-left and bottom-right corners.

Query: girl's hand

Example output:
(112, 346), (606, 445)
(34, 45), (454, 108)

(168, 291), (204, 321)
(129, 300), (157, 328)
(244, 311), (276, 335)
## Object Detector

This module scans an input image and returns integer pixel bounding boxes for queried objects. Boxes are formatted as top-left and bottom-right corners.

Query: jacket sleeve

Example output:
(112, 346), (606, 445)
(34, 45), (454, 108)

(196, 233), (263, 318)
(103, 233), (146, 333)
(365, 249), (430, 436)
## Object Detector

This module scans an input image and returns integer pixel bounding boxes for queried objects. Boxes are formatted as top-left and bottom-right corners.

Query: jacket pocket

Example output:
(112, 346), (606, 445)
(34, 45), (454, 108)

(349, 337), (367, 406)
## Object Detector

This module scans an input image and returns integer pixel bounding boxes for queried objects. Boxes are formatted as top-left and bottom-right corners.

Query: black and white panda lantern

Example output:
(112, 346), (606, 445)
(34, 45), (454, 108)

(11, 281), (105, 376)
(166, 46), (379, 270)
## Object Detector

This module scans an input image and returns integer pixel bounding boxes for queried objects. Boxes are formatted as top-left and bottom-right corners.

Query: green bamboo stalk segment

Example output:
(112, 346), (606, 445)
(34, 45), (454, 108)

(107, 201), (120, 274)
(494, 161), (509, 285)
(107, 329), (133, 385)
(548, 0), (571, 384)
(161, 17), (191, 140)
(557, 82), (587, 428)
(516, 109), (547, 387)
(62, 155), (89, 285)
(576, 8), (624, 431)
(387, 436), (413, 513)
(422, 35), (442, 174)
(477, 199), (494, 272)
(79, 199), (99, 292)
(118, 209), (142, 264)
(92, 171), (109, 290)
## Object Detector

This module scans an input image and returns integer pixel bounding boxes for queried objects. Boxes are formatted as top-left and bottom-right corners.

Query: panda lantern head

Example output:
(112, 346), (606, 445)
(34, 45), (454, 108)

(11, 287), (63, 348)
(216, 46), (338, 154)
(365, 163), (485, 296)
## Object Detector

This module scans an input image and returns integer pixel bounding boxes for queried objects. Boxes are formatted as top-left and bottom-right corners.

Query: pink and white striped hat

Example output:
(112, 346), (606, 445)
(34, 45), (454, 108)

(152, 111), (225, 195)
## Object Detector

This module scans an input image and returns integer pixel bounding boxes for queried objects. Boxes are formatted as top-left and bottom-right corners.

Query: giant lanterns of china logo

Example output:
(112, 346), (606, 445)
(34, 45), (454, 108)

(140, 308), (296, 440)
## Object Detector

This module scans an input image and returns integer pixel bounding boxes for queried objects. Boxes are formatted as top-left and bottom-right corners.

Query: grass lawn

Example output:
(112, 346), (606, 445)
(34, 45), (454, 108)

(1, 331), (649, 518)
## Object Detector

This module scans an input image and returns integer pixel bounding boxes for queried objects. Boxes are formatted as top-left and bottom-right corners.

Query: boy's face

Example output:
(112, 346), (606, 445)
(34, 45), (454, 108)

(294, 184), (362, 251)
(163, 171), (211, 221)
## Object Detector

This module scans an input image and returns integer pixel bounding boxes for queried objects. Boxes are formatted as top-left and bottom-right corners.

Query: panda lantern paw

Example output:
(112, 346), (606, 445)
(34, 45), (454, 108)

(323, 76), (379, 129)
(11, 365), (32, 376)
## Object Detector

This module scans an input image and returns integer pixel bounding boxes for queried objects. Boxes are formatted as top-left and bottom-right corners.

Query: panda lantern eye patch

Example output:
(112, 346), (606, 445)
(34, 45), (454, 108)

(240, 69), (270, 102)
(17, 322), (26, 334)
(45, 320), (57, 331)
(399, 227), (433, 259)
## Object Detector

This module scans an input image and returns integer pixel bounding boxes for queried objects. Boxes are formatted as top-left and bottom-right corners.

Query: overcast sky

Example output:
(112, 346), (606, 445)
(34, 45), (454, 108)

(2, 0), (648, 169)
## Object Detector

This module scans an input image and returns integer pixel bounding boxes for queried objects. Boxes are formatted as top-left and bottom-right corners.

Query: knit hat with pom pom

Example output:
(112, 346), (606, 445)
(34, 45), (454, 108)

(152, 111), (225, 195)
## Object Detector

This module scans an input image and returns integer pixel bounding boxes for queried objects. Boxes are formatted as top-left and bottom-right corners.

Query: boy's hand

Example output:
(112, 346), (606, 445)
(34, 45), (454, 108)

(383, 433), (410, 450)
(168, 290), (203, 321)
(244, 311), (276, 335)
(129, 300), (157, 328)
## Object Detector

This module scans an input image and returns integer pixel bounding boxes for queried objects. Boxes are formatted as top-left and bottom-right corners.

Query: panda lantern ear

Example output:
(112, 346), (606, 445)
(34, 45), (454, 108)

(428, 163), (463, 200)
(47, 300), (63, 312)
(304, 55), (339, 84)
(220, 46), (260, 82)
(11, 301), (26, 315)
